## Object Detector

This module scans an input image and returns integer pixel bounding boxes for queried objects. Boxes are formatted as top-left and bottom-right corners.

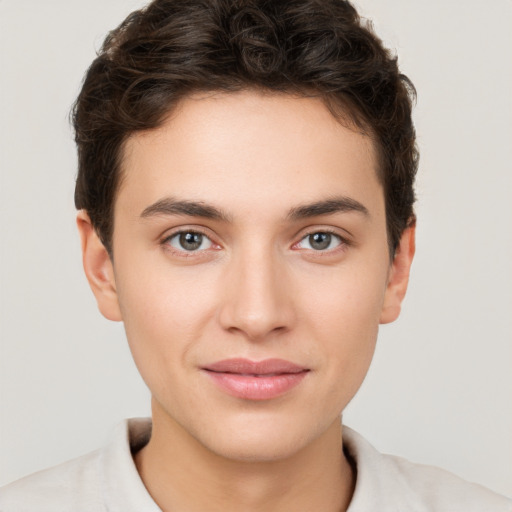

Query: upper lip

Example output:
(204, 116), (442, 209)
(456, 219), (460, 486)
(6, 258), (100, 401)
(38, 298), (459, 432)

(203, 358), (308, 375)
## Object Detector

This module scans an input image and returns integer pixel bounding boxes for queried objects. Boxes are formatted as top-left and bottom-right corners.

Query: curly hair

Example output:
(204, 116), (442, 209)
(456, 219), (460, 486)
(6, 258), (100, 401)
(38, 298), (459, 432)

(73, 0), (418, 256)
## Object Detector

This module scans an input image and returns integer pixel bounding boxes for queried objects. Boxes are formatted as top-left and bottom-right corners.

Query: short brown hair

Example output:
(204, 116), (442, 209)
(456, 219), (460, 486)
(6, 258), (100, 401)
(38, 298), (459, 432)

(73, 0), (418, 256)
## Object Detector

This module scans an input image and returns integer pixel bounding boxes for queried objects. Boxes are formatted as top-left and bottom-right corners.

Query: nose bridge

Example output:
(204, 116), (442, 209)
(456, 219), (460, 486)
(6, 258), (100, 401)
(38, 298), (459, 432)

(219, 238), (294, 340)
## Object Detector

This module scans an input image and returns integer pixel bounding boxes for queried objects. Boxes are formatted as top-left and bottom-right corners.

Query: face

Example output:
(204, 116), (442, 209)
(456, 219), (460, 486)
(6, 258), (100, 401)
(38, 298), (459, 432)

(79, 90), (413, 462)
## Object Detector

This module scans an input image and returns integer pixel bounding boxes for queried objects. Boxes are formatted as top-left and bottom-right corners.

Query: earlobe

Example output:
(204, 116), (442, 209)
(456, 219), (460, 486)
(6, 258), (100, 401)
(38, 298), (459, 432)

(379, 224), (416, 325)
(76, 211), (122, 322)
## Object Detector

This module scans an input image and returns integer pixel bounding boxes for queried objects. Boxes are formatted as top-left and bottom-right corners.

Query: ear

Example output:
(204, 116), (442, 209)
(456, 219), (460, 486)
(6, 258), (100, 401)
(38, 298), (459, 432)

(379, 224), (416, 324)
(76, 210), (122, 321)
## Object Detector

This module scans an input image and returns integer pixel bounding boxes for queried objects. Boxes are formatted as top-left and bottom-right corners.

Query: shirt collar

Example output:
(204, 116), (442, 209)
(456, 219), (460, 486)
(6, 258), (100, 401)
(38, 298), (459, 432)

(100, 418), (161, 512)
(343, 426), (428, 512)
(99, 419), (429, 512)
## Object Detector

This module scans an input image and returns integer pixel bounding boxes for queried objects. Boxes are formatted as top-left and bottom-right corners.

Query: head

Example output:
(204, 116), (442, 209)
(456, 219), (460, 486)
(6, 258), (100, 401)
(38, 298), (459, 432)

(73, 0), (417, 258)
(74, 0), (417, 462)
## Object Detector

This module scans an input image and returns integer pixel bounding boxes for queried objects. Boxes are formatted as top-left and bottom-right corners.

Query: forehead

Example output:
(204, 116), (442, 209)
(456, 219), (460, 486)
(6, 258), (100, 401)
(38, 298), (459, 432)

(118, 90), (382, 219)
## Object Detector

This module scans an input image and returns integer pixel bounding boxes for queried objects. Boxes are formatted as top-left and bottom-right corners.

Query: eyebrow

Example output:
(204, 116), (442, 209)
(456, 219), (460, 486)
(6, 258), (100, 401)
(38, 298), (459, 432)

(287, 196), (369, 220)
(140, 195), (369, 222)
(140, 198), (231, 222)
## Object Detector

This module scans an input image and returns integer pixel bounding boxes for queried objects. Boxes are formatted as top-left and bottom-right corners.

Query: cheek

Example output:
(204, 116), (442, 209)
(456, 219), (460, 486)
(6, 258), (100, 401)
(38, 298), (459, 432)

(114, 257), (221, 378)
(297, 259), (388, 393)
(299, 256), (389, 336)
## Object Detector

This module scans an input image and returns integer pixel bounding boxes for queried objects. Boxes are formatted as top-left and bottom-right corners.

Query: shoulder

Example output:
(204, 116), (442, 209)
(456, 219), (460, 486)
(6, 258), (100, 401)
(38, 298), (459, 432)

(0, 418), (157, 512)
(384, 452), (512, 511)
(0, 450), (104, 512)
(343, 426), (512, 512)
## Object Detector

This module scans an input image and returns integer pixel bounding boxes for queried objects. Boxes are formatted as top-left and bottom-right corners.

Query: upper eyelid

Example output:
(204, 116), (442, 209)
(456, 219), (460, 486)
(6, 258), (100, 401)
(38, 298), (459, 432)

(159, 226), (351, 249)
(161, 226), (216, 242)
(161, 229), (219, 257)
(300, 230), (343, 240)
(294, 231), (345, 248)
(294, 225), (351, 243)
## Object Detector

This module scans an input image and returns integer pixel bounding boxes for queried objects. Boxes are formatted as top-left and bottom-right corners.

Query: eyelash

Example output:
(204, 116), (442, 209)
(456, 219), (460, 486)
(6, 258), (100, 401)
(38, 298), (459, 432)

(160, 228), (350, 256)
(293, 229), (348, 253)
(161, 229), (218, 256)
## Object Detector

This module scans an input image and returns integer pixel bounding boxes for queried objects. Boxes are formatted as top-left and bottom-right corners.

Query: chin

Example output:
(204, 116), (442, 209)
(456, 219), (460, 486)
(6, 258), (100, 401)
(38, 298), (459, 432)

(206, 434), (305, 463)
(196, 412), (332, 463)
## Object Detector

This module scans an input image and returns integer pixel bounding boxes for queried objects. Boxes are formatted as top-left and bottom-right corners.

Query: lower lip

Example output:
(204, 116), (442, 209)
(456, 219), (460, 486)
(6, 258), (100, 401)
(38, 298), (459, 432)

(204, 371), (308, 400)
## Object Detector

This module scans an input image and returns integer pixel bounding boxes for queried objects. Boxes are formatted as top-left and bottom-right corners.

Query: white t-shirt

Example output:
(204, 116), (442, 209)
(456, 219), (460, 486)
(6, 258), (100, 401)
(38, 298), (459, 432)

(1, 418), (510, 511)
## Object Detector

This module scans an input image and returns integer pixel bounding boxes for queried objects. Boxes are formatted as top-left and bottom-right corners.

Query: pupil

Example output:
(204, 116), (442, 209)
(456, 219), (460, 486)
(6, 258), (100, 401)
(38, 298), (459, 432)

(310, 232), (331, 250)
(180, 232), (202, 250)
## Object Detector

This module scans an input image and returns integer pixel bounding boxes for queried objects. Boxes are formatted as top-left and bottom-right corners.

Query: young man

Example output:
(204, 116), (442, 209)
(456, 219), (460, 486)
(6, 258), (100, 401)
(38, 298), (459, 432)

(1, 0), (510, 510)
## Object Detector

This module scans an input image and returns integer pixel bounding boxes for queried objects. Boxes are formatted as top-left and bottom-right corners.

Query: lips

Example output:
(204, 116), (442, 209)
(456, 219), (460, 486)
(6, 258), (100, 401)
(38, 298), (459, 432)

(202, 358), (309, 400)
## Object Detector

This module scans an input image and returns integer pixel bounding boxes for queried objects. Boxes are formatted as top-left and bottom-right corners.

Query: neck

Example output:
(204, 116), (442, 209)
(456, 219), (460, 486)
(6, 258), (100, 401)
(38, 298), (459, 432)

(134, 401), (355, 512)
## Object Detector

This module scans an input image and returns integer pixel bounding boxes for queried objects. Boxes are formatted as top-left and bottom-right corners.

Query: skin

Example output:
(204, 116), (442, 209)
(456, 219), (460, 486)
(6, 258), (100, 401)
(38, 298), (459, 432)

(77, 90), (415, 512)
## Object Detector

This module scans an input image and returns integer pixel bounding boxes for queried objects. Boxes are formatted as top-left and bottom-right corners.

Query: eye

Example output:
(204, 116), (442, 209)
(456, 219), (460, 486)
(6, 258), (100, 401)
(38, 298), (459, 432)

(296, 232), (343, 251)
(166, 231), (213, 252)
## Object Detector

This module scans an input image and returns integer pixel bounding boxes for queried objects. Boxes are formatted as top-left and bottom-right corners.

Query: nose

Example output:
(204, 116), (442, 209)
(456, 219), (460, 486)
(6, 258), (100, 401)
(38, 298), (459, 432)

(218, 246), (296, 341)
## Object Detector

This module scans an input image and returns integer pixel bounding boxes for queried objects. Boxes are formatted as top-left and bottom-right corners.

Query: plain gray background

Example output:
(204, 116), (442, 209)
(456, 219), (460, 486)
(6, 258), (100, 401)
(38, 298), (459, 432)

(1, 0), (511, 497)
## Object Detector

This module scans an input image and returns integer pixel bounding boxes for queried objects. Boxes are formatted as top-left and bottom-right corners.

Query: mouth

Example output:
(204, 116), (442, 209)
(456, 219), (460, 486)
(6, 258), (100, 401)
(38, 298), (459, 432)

(202, 358), (310, 400)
